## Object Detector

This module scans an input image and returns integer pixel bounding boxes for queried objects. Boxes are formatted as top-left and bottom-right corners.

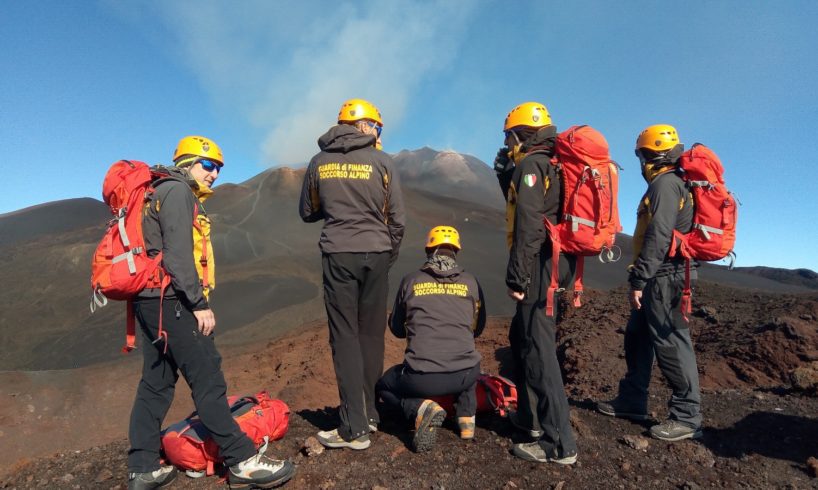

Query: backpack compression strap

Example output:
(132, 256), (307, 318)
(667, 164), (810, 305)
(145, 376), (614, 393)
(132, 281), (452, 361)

(669, 231), (693, 322)
(122, 270), (171, 353)
(543, 219), (561, 317)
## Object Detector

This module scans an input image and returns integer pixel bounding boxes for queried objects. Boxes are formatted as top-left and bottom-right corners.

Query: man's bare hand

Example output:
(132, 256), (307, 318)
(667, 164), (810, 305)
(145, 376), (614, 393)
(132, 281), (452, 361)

(629, 290), (643, 311)
(508, 288), (525, 302)
(193, 309), (216, 336)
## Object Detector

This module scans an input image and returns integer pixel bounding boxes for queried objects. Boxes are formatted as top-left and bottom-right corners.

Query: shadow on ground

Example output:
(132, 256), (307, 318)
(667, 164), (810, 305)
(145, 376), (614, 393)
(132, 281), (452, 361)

(704, 411), (818, 465)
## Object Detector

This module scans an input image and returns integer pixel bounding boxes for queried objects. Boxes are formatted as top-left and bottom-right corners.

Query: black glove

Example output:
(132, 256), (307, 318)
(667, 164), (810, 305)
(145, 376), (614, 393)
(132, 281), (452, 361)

(493, 147), (512, 175)
(494, 147), (514, 198)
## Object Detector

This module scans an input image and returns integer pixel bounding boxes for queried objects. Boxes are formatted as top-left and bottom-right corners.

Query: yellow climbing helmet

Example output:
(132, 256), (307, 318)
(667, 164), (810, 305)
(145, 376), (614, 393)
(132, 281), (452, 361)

(503, 102), (552, 131)
(636, 124), (681, 152)
(426, 225), (461, 251)
(337, 98), (383, 126)
(173, 136), (224, 166)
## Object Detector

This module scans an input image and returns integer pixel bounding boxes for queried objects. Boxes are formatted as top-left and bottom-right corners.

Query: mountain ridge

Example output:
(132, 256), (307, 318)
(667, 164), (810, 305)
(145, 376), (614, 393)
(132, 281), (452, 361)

(0, 148), (815, 372)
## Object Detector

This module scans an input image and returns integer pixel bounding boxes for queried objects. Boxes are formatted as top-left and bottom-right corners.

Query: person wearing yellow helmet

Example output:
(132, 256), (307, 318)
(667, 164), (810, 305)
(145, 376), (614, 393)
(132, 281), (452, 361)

(597, 124), (702, 442)
(493, 102), (579, 465)
(299, 99), (405, 450)
(127, 136), (295, 489)
(376, 226), (486, 452)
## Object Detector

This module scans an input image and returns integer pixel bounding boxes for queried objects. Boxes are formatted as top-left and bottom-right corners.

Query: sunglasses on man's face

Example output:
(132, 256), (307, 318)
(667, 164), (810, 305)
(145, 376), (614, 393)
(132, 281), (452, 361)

(197, 159), (222, 173)
(367, 121), (383, 137)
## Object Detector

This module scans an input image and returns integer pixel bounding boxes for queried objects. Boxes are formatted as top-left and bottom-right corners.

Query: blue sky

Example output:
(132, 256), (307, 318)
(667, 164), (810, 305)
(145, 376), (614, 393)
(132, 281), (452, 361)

(2, 1), (817, 270)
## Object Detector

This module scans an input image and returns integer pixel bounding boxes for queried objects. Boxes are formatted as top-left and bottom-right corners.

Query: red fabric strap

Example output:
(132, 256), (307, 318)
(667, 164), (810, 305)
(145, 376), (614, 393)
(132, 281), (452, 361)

(573, 257), (585, 307)
(157, 274), (171, 354)
(681, 257), (692, 322)
(122, 299), (136, 353)
(543, 220), (560, 317)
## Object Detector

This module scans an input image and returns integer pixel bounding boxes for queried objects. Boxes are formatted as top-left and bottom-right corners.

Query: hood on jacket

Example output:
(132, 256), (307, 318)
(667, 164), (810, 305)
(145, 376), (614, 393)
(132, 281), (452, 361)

(155, 165), (214, 201)
(421, 254), (463, 283)
(521, 125), (558, 155)
(317, 124), (377, 153)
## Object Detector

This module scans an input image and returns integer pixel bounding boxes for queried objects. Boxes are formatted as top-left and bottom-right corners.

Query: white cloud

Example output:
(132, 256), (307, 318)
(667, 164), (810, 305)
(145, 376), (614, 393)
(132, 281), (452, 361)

(145, 0), (475, 166)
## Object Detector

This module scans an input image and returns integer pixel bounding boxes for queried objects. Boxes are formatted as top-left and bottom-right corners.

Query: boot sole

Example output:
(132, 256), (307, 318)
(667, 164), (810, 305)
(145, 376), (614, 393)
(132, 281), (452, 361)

(412, 406), (446, 452)
(318, 438), (371, 450)
(549, 454), (578, 465)
(650, 429), (703, 442)
(511, 445), (548, 463)
(228, 464), (296, 489)
(511, 445), (578, 465)
(128, 468), (178, 490)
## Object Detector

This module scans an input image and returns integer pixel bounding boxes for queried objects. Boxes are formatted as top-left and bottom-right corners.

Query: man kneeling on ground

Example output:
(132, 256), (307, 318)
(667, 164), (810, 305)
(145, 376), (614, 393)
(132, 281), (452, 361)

(376, 226), (486, 452)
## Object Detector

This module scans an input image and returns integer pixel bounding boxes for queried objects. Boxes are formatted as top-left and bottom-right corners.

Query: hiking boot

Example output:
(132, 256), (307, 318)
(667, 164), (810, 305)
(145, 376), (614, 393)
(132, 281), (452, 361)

(457, 416), (476, 440)
(412, 400), (446, 452)
(127, 465), (178, 490)
(316, 428), (371, 450)
(596, 399), (650, 421)
(650, 420), (703, 442)
(511, 442), (578, 465)
(228, 452), (295, 489)
(507, 410), (543, 438)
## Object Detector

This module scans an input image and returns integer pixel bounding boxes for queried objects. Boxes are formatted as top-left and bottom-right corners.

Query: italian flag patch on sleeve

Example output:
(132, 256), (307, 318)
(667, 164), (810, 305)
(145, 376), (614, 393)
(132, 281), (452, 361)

(523, 174), (537, 187)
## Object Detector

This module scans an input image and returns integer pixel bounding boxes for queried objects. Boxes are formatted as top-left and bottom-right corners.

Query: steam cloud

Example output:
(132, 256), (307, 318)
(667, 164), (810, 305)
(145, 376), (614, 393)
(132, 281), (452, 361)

(147, 0), (475, 166)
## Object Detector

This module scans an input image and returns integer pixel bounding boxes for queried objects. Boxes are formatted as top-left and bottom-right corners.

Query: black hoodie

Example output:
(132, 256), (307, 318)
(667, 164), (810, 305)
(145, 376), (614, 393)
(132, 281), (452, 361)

(299, 124), (405, 257)
(389, 256), (486, 373)
(138, 166), (211, 311)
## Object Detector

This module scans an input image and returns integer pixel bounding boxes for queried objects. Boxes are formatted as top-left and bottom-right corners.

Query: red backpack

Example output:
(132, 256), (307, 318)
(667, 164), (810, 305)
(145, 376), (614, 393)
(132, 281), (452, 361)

(669, 144), (738, 316)
(542, 125), (622, 316)
(89, 160), (197, 353)
(161, 392), (290, 476)
(432, 374), (518, 417)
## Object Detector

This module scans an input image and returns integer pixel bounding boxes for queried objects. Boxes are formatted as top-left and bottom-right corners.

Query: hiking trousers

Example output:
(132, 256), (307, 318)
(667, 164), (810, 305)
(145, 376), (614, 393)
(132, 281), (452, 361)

(617, 273), (702, 428)
(376, 362), (480, 421)
(508, 251), (578, 457)
(322, 251), (390, 441)
(127, 297), (256, 473)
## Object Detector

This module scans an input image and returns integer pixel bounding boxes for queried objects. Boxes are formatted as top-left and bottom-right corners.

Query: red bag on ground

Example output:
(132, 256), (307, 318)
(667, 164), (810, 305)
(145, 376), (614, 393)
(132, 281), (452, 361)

(432, 374), (518, 417)
(161, 392), (290, 476)
(669, 143), (738, 317)
(543, 125), (622, 316)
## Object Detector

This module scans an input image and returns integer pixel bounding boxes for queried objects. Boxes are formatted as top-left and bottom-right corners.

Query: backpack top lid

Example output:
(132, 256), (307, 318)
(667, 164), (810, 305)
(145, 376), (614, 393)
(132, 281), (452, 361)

(680, 144), (725, 185)
(556, 125), (611, 164)
(101, 160), (153, 213)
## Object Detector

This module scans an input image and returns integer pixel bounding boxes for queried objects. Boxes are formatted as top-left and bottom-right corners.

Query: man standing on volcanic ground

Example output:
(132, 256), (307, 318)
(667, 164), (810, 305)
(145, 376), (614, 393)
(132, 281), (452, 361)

(597, 124), (703, 442)
(493, 102), (578, 465)
(299, 99), (405, 450)
(127, 136), (295, 490)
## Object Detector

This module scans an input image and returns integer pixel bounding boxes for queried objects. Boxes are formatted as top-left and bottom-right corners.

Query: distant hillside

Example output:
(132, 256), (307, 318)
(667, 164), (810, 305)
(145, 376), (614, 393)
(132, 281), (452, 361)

(0, 198), (109, 248)
(733, 266), (818, 290)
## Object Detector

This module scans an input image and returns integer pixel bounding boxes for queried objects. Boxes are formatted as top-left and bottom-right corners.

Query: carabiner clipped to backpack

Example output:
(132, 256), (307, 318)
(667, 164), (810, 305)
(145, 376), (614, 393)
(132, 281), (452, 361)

(89, 286), (108, 313)
(598, 245), (622, 264)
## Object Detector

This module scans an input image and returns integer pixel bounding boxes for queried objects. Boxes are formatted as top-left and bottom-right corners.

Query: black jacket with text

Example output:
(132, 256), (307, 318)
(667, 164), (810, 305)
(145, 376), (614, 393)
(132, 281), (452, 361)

(299, 125), (405, 258)
(389, 259), (486, 373)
